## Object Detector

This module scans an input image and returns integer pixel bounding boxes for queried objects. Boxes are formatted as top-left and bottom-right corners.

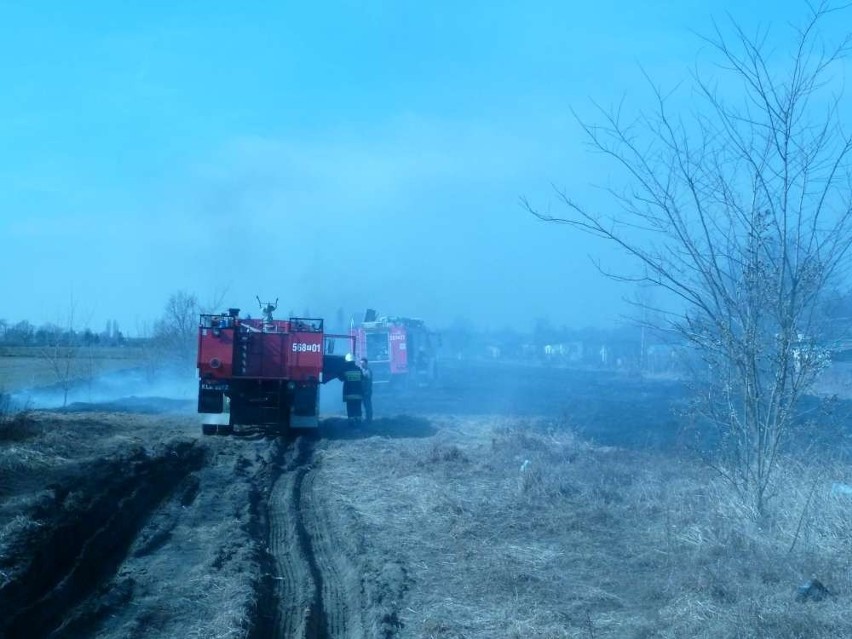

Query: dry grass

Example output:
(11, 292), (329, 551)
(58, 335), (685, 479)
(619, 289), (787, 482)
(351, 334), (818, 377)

(0, 411), (199, 563)
(318, 415), (852, 638)
(0, 411), (259, 639)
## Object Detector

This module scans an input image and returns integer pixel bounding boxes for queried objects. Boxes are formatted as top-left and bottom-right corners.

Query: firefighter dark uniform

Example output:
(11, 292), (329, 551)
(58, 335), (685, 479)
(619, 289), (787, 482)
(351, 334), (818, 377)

(360, 357), (373, 423)
(341, 361), (364, 423)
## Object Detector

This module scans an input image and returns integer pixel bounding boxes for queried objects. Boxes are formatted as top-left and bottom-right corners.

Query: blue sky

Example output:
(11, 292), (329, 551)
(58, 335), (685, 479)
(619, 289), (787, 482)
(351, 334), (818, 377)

(0, 0), (841, 333)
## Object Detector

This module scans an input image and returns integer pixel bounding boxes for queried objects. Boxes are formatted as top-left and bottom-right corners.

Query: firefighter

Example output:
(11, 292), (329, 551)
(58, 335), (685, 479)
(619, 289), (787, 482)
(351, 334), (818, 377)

(341, 354), (363, 424)
(360, 357), (373, 423)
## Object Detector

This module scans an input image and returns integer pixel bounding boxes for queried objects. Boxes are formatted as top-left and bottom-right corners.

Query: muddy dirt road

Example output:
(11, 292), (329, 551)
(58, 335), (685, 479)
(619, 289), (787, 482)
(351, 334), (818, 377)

(2, 362), (852, 638)
(0, 412), (417, 639)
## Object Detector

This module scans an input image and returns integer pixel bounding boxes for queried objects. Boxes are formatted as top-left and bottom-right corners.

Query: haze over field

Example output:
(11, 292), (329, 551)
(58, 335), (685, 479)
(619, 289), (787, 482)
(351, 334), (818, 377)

(1, 1), (848, 332)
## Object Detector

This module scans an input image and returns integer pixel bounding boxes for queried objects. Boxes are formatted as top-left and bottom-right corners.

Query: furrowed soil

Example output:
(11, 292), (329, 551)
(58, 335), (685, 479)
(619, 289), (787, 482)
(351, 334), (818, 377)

(2, 361), (852, 638)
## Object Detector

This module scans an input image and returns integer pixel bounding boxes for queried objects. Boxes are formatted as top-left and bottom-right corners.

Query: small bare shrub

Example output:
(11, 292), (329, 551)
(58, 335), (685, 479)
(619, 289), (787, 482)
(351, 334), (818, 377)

(425, 443), (468, 464)
(0, 390), (34, 442)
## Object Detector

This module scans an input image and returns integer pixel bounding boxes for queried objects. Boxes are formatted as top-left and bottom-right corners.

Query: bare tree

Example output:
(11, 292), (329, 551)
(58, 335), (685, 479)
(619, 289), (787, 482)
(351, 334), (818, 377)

(136, 319), (165, 382)
(525, 3), (852, 512)
(7, 321), (34, 346)
(38, 305), (81, 408)
(152, 288), (229, 371)
(154, 291), (200, 368)
(204, 285), (230, 316)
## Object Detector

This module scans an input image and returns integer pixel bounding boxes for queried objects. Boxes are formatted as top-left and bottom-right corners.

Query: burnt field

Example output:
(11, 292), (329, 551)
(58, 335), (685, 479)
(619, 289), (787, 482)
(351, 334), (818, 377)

(2, 361), (852, 638)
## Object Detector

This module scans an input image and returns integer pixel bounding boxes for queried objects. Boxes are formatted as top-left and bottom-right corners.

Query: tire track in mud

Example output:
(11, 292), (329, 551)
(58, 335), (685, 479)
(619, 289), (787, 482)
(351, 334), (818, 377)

(300, 466), (363, 638)
(293, 464), (330, 637)
(251, 436), (368, 639)
(252, 437), (321, 639)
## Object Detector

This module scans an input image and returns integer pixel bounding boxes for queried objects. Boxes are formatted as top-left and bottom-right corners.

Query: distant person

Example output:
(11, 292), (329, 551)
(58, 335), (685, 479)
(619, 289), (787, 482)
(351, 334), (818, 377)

(360, 357), (373, 423)
(340, 354), (363, 424)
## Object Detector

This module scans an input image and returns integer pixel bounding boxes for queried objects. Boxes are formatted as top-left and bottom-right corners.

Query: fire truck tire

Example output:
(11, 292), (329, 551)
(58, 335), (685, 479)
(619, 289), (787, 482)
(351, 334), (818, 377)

(202, 423), (217, 436)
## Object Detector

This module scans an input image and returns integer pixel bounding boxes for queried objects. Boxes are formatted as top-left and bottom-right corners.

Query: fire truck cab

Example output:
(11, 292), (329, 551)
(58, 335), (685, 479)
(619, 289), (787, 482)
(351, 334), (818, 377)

(353, 310), (439, 387)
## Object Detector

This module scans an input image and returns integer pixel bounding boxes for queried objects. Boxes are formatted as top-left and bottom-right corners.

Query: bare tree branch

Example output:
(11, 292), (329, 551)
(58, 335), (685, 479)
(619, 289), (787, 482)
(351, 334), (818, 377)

(525, 3), (852, 512)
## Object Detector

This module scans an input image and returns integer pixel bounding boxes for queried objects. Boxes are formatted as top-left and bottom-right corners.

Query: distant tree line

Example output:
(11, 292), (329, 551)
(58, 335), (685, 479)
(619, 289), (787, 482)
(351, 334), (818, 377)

(6, 283), (852, 364)
(0, 319), (127, 348)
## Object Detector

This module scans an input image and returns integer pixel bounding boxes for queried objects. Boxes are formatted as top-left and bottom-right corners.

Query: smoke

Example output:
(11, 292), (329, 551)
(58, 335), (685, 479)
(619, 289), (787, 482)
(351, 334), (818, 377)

(12, 367), (197, 412)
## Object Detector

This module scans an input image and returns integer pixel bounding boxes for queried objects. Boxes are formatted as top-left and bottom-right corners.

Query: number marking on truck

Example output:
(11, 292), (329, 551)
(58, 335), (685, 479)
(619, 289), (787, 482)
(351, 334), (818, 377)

(292, 343), (321, 353)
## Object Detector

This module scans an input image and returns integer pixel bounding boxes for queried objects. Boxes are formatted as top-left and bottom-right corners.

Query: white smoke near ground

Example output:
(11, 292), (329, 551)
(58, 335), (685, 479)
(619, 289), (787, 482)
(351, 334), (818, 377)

(10, 363), (350, 427)
(12, 368), (197, 412)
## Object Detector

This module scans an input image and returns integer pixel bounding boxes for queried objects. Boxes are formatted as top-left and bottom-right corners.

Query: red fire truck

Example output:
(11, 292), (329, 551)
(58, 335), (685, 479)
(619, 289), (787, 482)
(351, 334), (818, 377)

(352, 310), (439, 387)
(196, 303), (350, 435)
